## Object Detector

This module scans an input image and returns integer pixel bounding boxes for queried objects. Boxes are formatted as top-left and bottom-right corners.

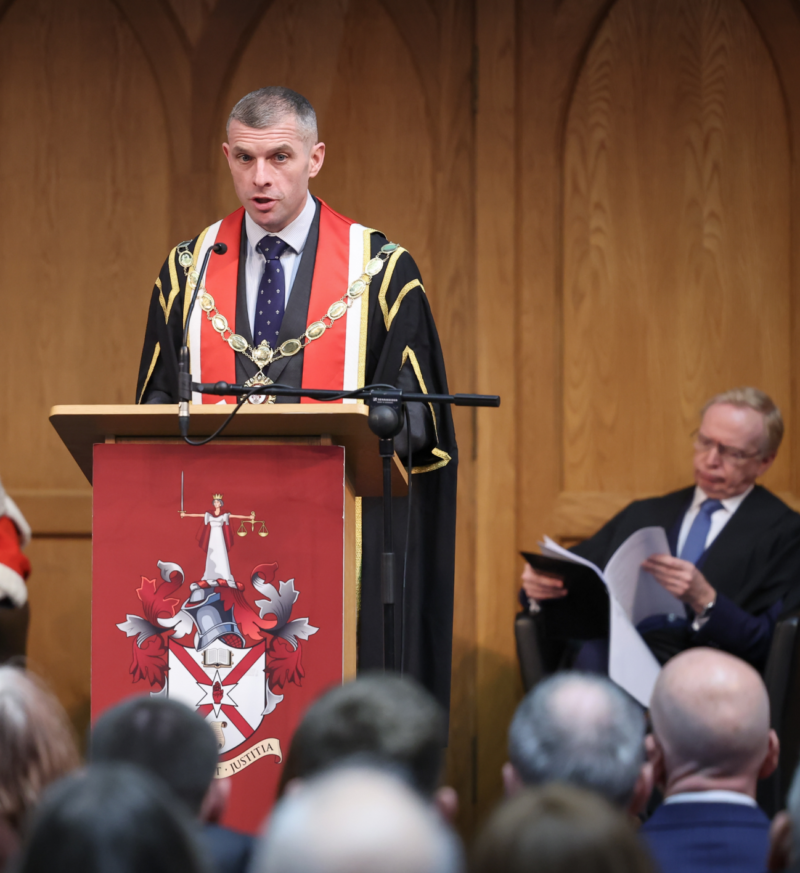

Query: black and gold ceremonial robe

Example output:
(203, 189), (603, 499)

(136, 197), (458, 714)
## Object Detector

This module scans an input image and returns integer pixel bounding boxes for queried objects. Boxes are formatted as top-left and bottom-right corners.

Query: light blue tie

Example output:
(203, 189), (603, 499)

(679, 498), (724, 565)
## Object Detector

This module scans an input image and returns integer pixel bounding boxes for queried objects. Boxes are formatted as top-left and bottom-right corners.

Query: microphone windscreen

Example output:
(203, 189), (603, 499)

(212, 242), (228, 254)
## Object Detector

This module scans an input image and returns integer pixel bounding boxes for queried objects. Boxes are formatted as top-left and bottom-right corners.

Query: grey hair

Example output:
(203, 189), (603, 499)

(227, 87), (318, 143)
(701, 387), (783, 456)
(252, 765), (462, 873)
(508, 673), (646, 809)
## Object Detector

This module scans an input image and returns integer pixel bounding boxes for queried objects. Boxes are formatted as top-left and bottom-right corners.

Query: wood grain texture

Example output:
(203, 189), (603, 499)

(562, 0), (792, 496)
(25, 538), (92, 737)
(474, 0), (520, 821)
(516, 0), (611, 552)
(215, 0), (435, 284)
(742, 0), (800, 497)
(0, 0), (170, 494)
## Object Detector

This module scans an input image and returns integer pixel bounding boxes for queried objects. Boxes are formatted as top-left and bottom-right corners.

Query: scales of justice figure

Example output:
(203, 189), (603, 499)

(176, 479), (268, 650)
(180, 493), (266, 589)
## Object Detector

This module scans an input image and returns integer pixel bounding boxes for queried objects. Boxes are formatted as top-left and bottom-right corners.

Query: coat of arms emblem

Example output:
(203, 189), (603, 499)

(116, 481), (318, 774)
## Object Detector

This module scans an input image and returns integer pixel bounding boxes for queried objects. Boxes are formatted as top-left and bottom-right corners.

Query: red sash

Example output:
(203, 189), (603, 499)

(198, 201), (355, 404)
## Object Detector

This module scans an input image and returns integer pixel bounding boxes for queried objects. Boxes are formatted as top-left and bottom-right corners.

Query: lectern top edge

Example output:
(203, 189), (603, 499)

(48, 404), (407, 496)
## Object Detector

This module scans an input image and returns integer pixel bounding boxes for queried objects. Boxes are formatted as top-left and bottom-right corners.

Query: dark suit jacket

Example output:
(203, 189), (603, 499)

(639, 801), (770, 873)
(526, 485), (800, 669)
(200, 823), (253, 873)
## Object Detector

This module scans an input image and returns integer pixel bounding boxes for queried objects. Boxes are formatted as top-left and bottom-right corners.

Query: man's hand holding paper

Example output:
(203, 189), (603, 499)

(641, 554), (717, 613)
(521, 563), (566, 601)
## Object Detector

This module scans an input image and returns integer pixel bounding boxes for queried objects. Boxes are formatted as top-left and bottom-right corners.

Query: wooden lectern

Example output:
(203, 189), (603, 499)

(50, 404), (407, 833)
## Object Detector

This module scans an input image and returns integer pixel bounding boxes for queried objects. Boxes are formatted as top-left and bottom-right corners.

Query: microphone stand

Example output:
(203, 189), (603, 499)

(187, 379), (500, 671)
(178, 242), (228, 437)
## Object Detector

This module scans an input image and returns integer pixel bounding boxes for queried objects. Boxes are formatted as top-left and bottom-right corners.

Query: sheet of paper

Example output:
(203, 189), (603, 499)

(603, 526), (683, 625)
(539, 536), (608, 584)
(608, 597), (662, 706)
(538, 530), (677, 706)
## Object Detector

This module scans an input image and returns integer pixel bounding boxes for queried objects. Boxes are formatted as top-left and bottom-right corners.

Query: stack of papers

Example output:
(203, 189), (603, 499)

(536, 527), (683, 706)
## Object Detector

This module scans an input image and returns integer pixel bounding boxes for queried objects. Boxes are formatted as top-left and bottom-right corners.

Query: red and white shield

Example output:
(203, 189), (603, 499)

(164, 639), (276, 754)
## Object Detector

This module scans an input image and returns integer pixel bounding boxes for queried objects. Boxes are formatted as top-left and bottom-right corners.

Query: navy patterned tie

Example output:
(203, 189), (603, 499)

(254, 236), (291, 347)
(679, 498), (724, 565)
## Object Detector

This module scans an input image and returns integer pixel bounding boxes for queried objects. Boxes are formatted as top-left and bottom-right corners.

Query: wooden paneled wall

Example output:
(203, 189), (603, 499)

(3, 0), (800, 831)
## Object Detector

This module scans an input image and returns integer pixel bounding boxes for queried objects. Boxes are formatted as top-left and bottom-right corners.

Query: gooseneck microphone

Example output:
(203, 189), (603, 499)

(178, 242), (228, 437)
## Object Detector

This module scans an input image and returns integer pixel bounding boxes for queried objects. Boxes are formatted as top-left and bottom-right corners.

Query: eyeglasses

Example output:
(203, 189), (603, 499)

(691, 431), (763, 464)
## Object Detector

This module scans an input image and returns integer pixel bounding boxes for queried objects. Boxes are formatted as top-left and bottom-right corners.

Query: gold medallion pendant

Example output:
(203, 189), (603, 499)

(244, 371), (275, 405)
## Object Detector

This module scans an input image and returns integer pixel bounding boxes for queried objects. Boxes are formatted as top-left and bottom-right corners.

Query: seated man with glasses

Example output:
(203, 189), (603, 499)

(521, 387), (800, 671)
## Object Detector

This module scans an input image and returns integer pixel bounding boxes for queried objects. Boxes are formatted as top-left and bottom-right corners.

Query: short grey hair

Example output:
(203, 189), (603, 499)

(227, 87), (318, 142)
(252, 766), (462, 873)
(508, 673), (646, 809)
(701, 387), (783, 456)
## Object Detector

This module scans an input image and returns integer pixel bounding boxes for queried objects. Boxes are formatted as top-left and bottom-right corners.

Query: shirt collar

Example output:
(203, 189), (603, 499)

(691, 484), (753, 515)
(244, 191), (316, 255)
(665, 789), (757, 807)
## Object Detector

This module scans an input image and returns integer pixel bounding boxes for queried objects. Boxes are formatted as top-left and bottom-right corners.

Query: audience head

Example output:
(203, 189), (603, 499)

(280, 673), (448, 799)
(768, 762), (800, 872)
(90, 696), (221, 819)
(0, 666), (79, 832)
(471, 783), (654, 873)
(16, 763), (208, 873)
(648, 647), (778, 797)
(505, 672), (650, 815)
(253, 765), (462, 873)
(695, 387), (780, 499)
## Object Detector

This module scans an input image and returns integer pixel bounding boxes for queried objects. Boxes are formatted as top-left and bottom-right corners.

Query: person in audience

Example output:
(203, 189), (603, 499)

(0, 474), (31, 608)
(471, 783), (654, 873)
(521, 387), (800, 671)
(278, 673), (456, 818)
(253, 765), (462, 873)
(15, 763), (208, 873)
(90, 697), (251, 873)
(641, 647), (778, 873)
(0, 667), (80, 868)
(767, 762), (800, 871)
(504, 672), (652, 818)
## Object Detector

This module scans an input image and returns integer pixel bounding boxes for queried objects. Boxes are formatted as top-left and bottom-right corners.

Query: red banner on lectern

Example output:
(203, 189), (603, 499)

(92, 443), (345, 834)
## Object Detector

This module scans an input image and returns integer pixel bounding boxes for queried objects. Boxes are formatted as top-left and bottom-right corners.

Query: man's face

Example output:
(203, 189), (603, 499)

(693, 402), (775, 499)
(222, 118), (325, 233)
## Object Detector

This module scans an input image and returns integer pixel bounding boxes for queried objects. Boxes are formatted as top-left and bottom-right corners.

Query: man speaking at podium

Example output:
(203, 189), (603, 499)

(135, 87), (457, 711)
(522, 388), (800, 672)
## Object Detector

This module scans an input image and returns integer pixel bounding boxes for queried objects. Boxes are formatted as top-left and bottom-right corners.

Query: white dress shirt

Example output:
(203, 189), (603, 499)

(243, 192), (316, 338)
(676, 485), (753, 557)
(665, 789), (757, 807)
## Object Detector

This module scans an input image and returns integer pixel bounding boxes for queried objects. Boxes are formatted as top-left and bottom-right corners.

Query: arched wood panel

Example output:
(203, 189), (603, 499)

(562, 0), (792, 501)
(0, 0), (171, 489)
(0, 0), (172, 734)
(215, 0), (435, 286)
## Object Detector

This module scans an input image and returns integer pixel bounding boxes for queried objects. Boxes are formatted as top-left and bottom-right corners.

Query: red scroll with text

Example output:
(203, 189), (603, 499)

(92, 444), (345, 834)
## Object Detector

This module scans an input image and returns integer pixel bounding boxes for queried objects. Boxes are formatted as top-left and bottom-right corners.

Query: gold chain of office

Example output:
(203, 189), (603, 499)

(176, 239), (399, 401)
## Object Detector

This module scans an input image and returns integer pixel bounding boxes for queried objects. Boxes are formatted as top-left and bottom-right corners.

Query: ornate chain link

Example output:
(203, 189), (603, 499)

(186, 241), (400, 375)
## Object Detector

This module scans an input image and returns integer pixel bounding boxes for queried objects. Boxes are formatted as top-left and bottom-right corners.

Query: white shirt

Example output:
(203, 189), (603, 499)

(676, 485), (753, 557)
(665, 789), (756, 807)
(243, 192), (316, 338)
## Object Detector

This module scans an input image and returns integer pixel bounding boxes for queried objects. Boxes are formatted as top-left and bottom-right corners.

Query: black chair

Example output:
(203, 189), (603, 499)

(514, 611), (546, 693)
(515, 608), (800, 816)
(0, 601), (28, 666)
(758, 612), (800, 816)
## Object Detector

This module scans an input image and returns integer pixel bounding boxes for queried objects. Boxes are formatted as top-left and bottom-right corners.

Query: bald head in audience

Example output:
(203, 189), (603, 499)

(253, 766), (462, 873)
(648, 648), (779, 797)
